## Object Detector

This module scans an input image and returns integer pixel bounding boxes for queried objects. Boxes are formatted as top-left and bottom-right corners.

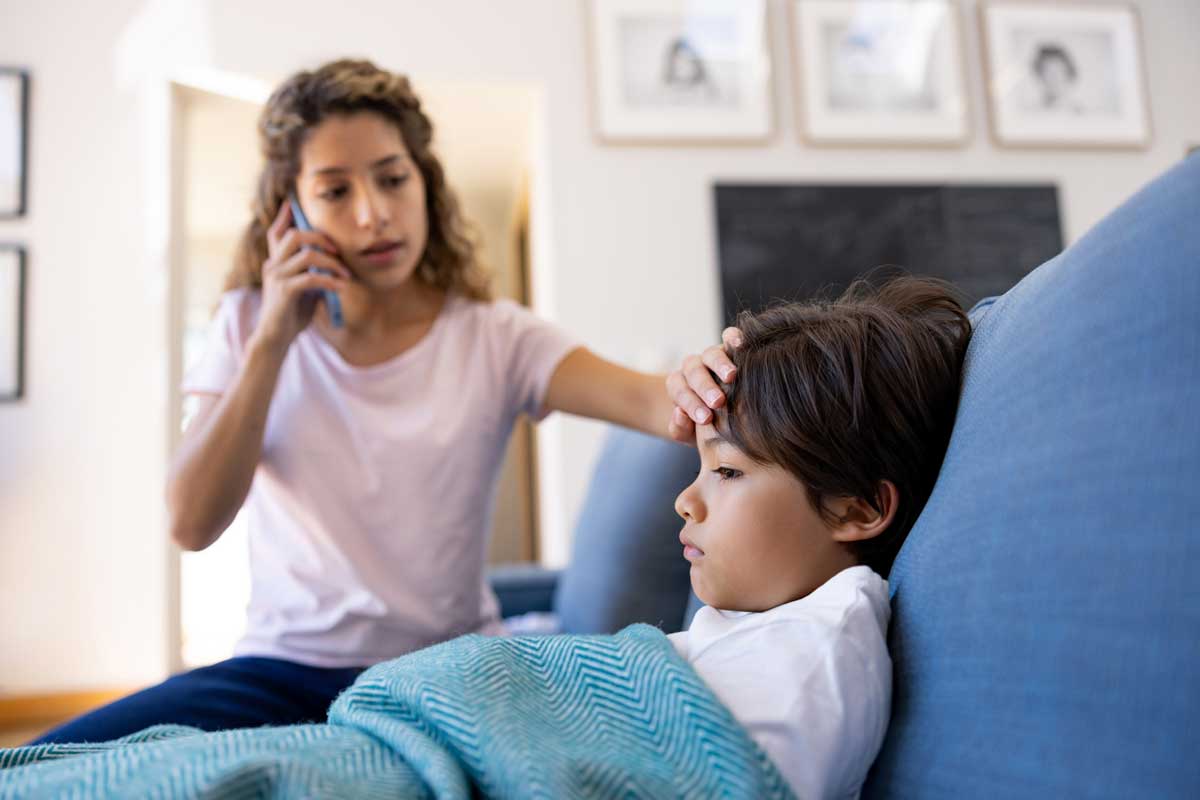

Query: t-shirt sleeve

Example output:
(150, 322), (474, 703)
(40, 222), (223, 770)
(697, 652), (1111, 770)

(492, 299), (581, 422)
(181, 289), (258, 396)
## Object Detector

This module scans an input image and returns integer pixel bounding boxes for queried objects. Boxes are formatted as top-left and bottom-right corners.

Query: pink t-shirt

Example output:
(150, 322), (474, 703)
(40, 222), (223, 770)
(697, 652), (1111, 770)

(182, 289), (579, 667)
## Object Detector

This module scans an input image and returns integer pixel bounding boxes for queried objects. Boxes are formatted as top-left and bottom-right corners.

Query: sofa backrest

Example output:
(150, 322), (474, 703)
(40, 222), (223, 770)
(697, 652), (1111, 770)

(864, 157), (1200, 797)
(554, 427), (699, 634)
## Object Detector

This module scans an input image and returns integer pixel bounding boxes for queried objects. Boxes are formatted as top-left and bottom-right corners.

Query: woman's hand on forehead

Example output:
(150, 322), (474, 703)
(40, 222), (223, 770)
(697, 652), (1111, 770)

(665, 327), (744, 446)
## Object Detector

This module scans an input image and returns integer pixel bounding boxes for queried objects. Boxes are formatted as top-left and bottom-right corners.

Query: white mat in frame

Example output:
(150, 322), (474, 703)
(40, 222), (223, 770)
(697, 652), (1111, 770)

(1, 69), (29, 217)
(0, 245), (25, 401)
(791, 0), (971, 145)
(588, 0), (773, 143)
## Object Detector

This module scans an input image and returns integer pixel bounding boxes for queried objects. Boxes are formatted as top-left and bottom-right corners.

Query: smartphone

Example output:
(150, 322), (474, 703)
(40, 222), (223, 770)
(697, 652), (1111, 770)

(288, 191), (344, 328)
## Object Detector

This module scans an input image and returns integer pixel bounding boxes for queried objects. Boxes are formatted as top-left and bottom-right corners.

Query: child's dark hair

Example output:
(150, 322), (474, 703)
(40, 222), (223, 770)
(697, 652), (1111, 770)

(716, 273), (972, 579)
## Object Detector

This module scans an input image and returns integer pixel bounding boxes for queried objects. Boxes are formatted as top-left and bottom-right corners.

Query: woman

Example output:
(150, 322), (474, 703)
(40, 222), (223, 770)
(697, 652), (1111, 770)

(34, 59), (676, 744)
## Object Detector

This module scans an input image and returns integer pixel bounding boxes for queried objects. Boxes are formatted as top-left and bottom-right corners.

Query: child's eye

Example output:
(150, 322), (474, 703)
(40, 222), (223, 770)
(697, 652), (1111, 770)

(383, 174), (410, 188)
(320, 186), (347, 201)
(713, 467), (742, 481)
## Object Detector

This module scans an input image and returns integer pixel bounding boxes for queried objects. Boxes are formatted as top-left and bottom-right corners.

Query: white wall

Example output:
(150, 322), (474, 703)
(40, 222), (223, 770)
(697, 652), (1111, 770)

(1, 0), (1197, 693)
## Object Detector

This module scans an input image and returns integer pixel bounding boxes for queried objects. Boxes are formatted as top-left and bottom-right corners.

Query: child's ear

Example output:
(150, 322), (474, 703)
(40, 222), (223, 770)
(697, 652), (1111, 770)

(827, 480), (899, 543)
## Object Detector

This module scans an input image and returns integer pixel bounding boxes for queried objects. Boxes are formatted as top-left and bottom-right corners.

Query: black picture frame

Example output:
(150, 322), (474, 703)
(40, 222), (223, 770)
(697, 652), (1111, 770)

(1, 244), (25, 402)
(1, 67), (30, 219)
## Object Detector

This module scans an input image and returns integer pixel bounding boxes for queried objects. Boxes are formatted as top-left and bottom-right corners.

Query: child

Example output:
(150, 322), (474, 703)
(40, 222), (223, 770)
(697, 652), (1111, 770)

(667, 275), (972, 799)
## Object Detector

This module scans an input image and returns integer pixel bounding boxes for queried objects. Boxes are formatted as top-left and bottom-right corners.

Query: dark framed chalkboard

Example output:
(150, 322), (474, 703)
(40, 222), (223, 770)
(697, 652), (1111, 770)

(715, 184), (1062, 323)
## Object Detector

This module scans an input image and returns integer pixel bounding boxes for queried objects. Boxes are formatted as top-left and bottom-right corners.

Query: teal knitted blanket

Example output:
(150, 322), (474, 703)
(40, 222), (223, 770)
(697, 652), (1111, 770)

(0, 625), (793, 799)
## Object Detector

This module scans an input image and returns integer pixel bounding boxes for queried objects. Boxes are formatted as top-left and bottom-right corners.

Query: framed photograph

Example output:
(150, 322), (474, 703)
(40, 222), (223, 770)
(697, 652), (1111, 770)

(1, 245), (25, 401)
(588, 0), (772, 143)
(981, 2), (1150, 148)
(791, 0), (970, 145)
(1, 68), (29, 217)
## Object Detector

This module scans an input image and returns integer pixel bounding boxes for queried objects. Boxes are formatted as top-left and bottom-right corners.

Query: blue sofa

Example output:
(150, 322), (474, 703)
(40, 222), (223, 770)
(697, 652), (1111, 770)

(490, 154), (1200, 797)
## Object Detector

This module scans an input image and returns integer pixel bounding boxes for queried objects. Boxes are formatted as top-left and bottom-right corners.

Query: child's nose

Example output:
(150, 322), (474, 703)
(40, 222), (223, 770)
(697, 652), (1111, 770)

(674, 482), (705, 523)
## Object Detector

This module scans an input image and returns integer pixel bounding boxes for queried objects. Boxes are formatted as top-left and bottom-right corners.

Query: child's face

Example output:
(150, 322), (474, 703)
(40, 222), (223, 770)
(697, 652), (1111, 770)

(674, 423), (859, 612)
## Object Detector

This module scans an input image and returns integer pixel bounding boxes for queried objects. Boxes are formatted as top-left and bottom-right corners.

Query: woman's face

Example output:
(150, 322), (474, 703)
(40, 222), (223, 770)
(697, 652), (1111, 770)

(295, 111), (429, 292)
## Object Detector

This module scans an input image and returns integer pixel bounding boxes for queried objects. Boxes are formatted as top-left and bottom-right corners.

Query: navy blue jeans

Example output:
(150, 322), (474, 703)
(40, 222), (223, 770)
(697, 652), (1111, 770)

(29, 656), (365, 745)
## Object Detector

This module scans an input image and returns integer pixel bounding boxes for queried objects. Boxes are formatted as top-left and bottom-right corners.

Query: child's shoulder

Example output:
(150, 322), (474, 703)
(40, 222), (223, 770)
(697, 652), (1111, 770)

(690, 567), (889, 659)
(800, 565), (889, 615)
(771, 566), (890, 641)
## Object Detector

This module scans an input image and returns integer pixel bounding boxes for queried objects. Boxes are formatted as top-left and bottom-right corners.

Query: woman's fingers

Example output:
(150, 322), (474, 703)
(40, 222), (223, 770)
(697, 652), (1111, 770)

(666, 361), (714, 424)
(668, 406), (696, 446)
(664, 327), (748, 430)
(285, 270), (343, 298)
(272, 228), (341, 264)
(267, 200), (292, 250)
(700, 343), (737, 385)
(683, 351), (727, 410)
(274, 244), (352, 281)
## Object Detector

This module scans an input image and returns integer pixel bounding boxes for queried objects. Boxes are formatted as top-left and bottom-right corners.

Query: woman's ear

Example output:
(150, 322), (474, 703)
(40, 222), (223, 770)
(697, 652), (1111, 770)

(827, 480), (899, 543)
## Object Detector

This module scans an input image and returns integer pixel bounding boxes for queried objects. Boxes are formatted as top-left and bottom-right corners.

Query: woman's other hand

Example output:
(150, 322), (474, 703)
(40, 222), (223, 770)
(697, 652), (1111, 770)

(253, 201), (352, 354)
(665, 327), (744, 445)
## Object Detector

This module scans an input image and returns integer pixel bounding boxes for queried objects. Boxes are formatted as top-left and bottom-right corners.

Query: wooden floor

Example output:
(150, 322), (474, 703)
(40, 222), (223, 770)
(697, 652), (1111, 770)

(0, 724), (53, 747)
(0, 689), (133, 749)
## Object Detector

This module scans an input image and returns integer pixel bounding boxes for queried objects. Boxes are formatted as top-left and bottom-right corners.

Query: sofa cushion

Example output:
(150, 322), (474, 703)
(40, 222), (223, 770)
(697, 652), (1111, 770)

(864, 157), (1200, 797)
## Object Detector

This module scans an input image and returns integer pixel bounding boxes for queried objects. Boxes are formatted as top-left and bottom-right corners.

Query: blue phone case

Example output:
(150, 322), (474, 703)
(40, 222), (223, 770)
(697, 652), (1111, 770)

(288, 193), (344, 328)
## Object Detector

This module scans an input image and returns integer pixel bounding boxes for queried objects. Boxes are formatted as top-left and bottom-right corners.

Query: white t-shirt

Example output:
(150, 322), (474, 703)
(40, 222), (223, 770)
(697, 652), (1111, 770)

(668, 565), (891, 800)
(182, 289), (579, 667)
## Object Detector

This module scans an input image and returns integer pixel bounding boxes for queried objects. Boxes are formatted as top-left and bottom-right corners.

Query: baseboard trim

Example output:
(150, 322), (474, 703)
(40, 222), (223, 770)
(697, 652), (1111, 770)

(0, 689), (134, 730)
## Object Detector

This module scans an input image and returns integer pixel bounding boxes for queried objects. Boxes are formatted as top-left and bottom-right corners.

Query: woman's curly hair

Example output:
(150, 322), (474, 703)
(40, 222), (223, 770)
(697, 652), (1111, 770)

(226, 59), (491, 301)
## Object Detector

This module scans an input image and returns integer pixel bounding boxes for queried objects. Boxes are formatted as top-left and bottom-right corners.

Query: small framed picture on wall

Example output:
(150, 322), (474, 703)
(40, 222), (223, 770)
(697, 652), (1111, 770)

(981, 2), (1151, 148)
(790, 0), (971, 146)
(1, 68), (29, 217)
(1, 245), (25, 401)
(588, 0), (773, 143)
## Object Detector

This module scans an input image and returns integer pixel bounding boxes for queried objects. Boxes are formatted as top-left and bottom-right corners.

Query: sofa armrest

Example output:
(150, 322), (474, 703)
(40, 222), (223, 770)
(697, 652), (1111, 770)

(487, 563), (562, 619)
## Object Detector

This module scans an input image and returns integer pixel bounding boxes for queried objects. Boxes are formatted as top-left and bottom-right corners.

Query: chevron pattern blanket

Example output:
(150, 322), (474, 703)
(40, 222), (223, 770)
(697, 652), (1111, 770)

(0, 625), (793, 799)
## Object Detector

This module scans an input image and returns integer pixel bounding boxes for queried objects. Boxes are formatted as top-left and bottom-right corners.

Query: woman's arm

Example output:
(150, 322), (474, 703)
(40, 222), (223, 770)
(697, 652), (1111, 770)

(165, 336), (288, 551)
(540, 347), (676, 439)
(168, 201), (350, 550)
